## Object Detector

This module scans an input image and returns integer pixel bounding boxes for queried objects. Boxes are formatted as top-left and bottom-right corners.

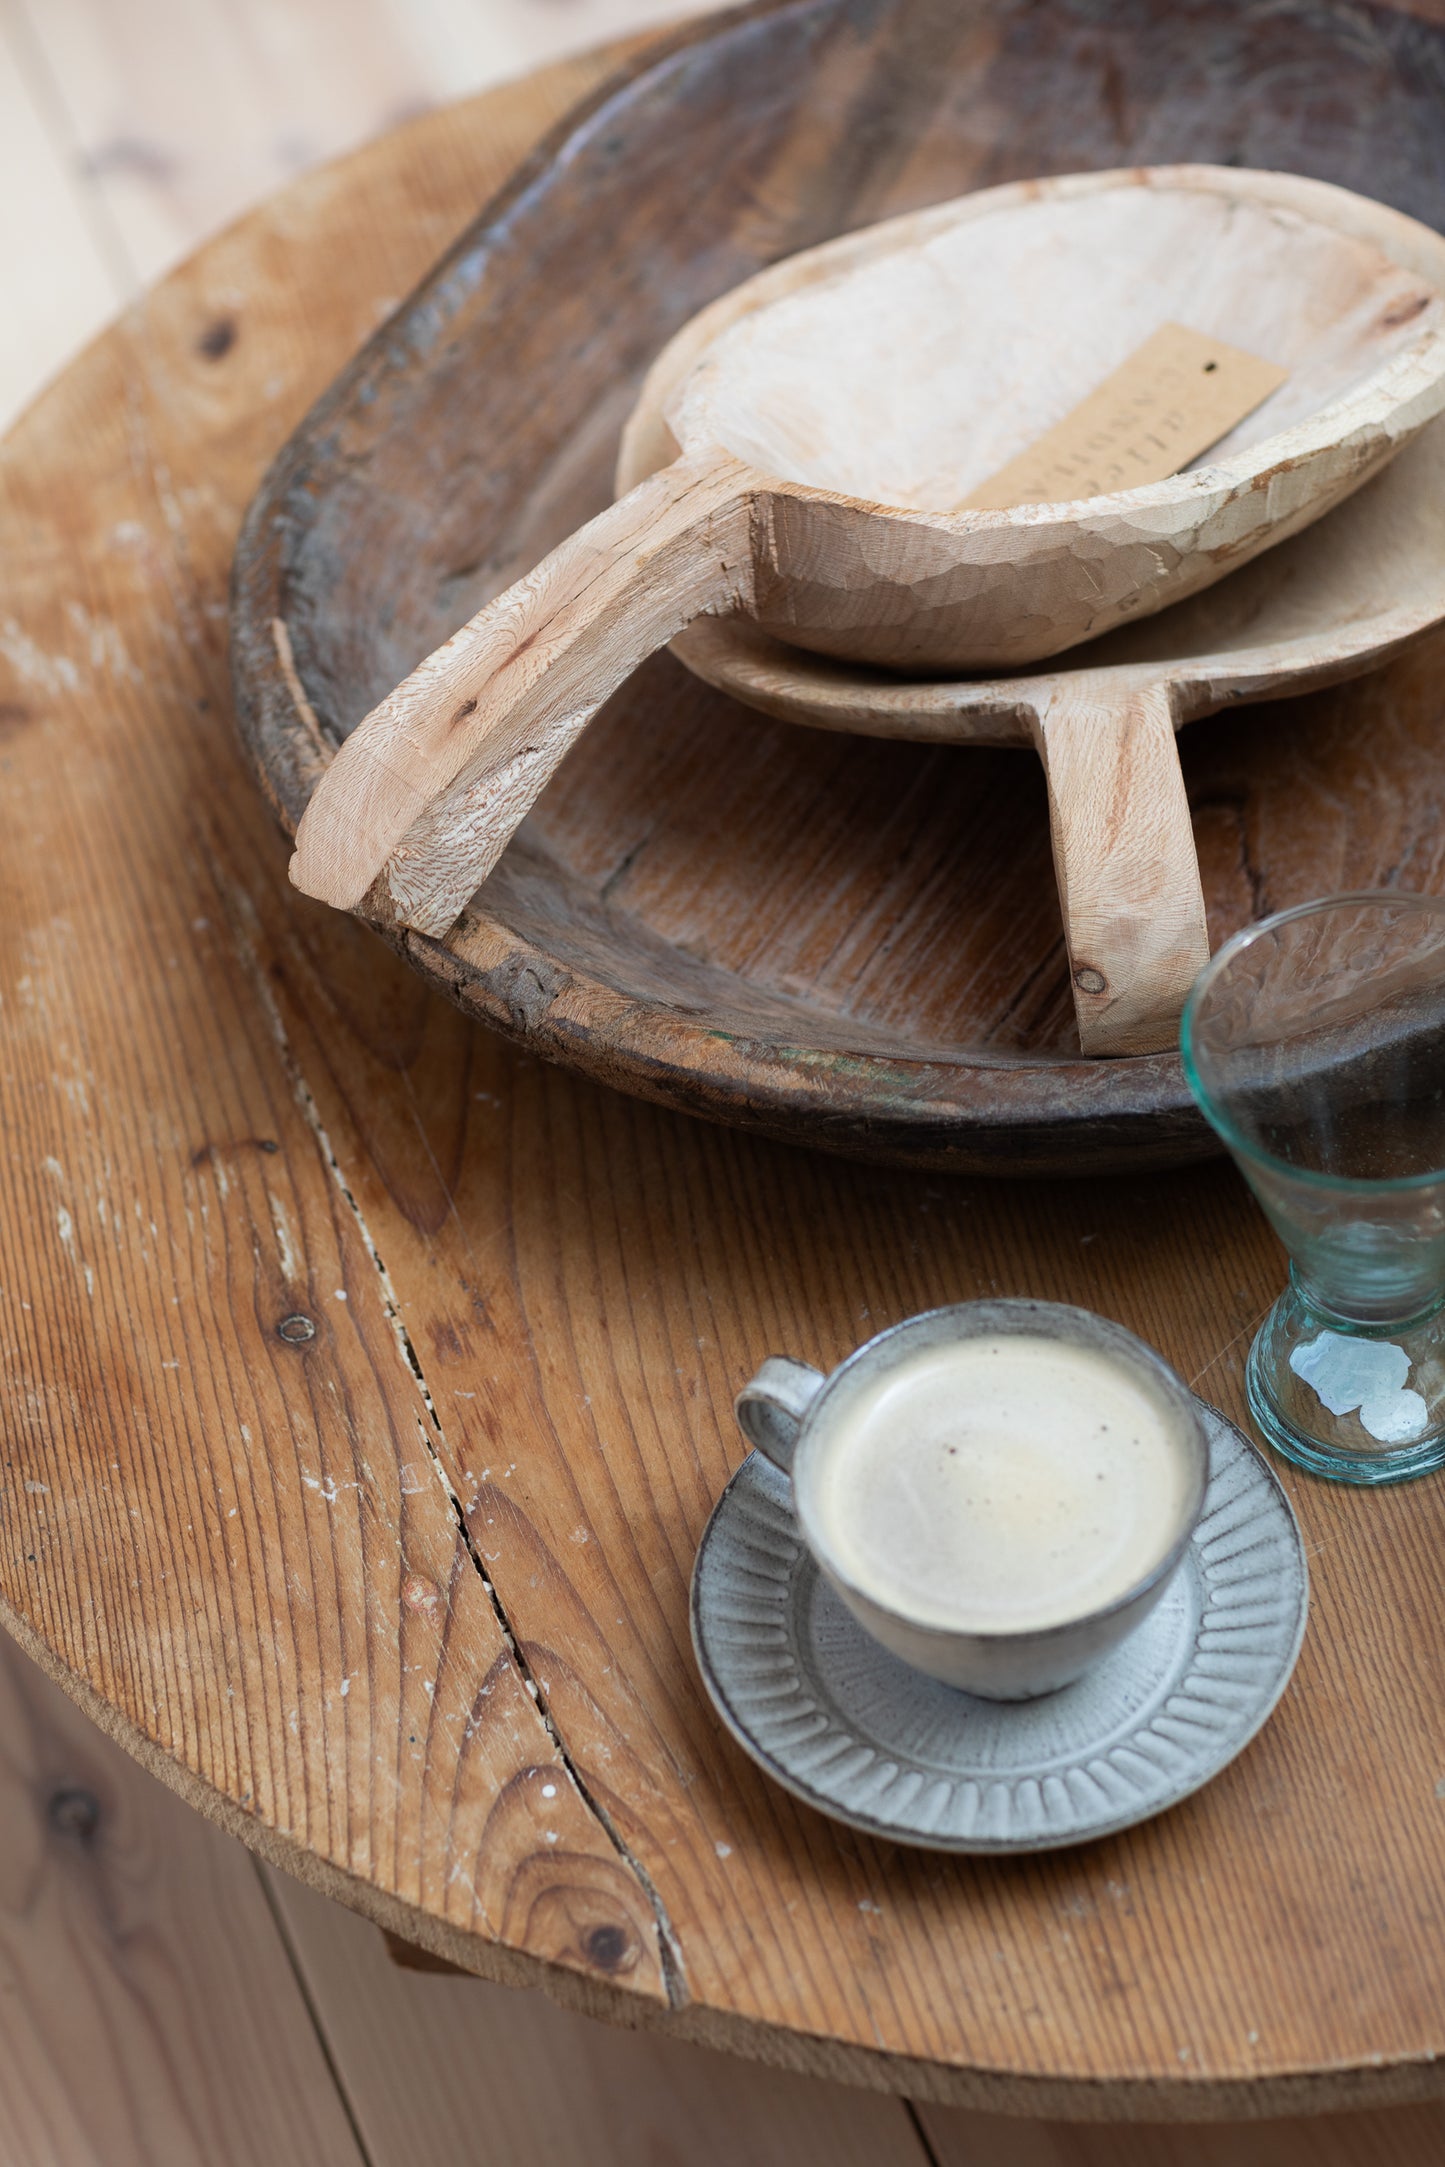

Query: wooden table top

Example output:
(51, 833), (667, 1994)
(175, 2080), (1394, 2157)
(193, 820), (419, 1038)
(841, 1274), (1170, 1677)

(5, 25), (1445, 2124)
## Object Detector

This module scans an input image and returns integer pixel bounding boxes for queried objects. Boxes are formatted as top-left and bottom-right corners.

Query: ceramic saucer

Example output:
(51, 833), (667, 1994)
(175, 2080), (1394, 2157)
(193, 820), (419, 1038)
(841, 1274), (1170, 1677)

(690, 1401), (1307, 1852)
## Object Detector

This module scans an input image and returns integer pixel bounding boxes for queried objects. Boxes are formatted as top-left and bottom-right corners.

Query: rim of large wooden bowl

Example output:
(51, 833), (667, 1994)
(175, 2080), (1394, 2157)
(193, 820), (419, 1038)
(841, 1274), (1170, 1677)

(229, 0), (1442, 1179)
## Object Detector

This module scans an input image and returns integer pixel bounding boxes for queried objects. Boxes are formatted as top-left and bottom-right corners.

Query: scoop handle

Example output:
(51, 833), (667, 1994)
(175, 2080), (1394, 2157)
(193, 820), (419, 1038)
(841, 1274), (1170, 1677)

(1030, 682), (1210, 1057)
(289, 450), (753, 936)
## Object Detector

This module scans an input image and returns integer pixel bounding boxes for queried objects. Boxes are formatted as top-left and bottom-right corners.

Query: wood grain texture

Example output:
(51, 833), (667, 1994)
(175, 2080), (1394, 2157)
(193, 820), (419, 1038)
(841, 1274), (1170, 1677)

(10, 8), (1445, 2125)
(1030, 683), (1209, 1055)
(0, 43), (669, 2023)
(0, 10), (123, 424)
(0, 1637), (364, 2166)
(267, 1865), (931, 2167)
(234, 0), (1445, 1171)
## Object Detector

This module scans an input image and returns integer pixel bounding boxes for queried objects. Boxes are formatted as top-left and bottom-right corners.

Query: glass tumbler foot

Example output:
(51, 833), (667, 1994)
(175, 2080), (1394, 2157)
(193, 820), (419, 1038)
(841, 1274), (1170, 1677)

(1246, 1280), (1445, 1485)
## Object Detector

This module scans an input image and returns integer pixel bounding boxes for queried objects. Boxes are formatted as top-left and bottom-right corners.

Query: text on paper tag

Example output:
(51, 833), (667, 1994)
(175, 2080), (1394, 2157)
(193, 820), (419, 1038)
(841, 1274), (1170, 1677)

(960, 322), (1288, 512)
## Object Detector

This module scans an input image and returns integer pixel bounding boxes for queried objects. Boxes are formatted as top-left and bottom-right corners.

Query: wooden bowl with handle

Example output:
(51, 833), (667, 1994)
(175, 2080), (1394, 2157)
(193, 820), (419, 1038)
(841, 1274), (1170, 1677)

(620, 165), (1445, 674)
(288, 162), (1445, 1059)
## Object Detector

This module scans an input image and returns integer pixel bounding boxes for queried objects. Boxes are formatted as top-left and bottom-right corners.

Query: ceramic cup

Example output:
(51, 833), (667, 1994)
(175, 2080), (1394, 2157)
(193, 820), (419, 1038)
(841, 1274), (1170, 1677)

(734, 1300), (1209, 1700)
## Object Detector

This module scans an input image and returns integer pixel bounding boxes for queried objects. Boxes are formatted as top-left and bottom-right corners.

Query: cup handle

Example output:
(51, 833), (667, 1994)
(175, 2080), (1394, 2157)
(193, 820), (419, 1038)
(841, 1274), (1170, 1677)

(734, 1357), (825, 1473)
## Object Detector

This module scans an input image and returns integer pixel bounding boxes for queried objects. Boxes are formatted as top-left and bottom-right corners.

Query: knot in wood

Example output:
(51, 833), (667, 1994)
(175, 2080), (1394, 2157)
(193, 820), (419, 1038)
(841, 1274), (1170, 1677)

(276, 1312), (317, 1344)
(401, 1571), (442, 1614)
(47, 1786), (101, 1842)
(584, 1922), (634, 1974)
(1073, 965), (1108, 995)
(197, 315), (238, 360)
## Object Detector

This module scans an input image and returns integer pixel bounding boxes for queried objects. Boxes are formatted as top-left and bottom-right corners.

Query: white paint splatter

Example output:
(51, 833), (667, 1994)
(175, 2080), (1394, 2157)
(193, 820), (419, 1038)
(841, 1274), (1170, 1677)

(0, 618), (80, 694)
(268, 1192), (299, 1281)
(300, 1472), (361, 1504)
(54, 1206), (94, 1296)
(64, 601), (144, 686)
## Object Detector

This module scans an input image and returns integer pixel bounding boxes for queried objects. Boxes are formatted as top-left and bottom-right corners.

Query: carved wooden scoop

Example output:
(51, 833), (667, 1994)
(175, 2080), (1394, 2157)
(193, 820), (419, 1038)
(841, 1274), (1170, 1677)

(664, 404), (1445, 1053)
(291, 164), (1445, 1051)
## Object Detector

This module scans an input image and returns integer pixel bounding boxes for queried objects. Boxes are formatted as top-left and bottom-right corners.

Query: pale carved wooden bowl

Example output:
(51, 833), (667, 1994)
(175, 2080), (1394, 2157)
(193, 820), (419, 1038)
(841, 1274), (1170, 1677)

(620, 165), (1445, 674)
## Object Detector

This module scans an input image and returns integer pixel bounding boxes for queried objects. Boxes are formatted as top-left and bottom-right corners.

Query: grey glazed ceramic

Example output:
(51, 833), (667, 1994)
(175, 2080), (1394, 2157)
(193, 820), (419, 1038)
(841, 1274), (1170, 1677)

(692, 1401), (1307, 1852)
(734, 1301), (1209, 1700)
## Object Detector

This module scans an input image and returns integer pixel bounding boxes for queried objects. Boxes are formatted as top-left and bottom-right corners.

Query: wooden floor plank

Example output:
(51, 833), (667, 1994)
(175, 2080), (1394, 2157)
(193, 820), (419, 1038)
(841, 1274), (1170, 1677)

(12, 0), (706, 292)
(0, 1637), (366, 2167)
(381, 0), (714, 103)
(266, 1862), (931, 2167)
(918, 2097), (1445, 2163)
(12, 0), (436, 284)
(0, 10), (121, 429)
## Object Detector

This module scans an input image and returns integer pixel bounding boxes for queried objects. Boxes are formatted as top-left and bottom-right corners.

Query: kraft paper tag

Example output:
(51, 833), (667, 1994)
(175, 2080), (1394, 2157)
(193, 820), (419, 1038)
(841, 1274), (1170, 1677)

(960, 322), (1288, 511)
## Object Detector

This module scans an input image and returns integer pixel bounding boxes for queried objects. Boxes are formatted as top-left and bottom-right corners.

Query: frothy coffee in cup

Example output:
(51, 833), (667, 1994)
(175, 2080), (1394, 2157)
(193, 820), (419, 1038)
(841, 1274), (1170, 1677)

(807, 1333), (1197, 1635)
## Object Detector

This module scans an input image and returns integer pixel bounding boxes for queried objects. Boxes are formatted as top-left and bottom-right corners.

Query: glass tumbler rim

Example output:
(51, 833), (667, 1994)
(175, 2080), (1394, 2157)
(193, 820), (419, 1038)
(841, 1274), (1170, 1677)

(1180, 888), (1445, 1196)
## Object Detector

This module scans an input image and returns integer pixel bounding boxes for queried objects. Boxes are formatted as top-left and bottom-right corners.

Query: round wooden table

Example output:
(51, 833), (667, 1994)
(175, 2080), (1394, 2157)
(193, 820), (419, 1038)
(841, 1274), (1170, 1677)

(5, 28), (1445, 2125)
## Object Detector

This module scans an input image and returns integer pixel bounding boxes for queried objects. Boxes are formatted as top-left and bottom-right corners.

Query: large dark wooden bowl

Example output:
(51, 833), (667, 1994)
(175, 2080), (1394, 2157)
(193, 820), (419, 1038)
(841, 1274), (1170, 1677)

(231, 0), (1445, 1177)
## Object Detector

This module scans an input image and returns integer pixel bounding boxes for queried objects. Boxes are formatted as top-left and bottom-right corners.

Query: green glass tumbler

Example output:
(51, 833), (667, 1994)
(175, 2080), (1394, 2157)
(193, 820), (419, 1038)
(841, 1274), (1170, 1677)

(1181, 893), (1445, 1485)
